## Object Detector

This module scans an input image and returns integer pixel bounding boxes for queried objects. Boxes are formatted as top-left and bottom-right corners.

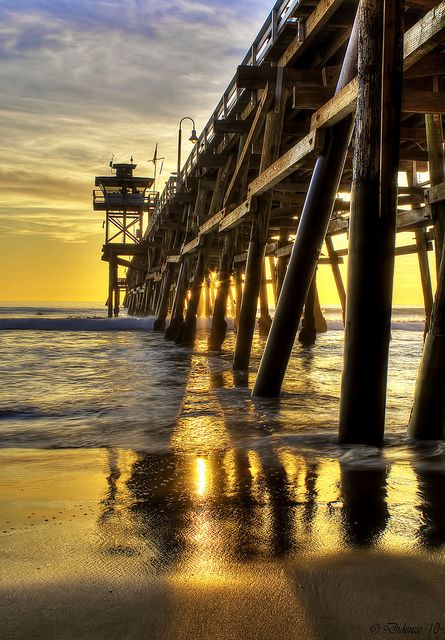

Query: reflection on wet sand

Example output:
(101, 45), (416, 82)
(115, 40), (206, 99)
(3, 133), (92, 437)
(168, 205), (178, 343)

(3, 336), (445, 639)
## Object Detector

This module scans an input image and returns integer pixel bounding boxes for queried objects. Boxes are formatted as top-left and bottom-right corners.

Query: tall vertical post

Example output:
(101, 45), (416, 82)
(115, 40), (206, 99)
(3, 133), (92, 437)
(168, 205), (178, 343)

(234, 267), (243, 334)
(258, 259), (272, 336)
(153, 265), (174, 330)
(407, 163), (433, 333)
(165, 257), (190, 340)
(409, 114), (445, 440)
(298, 273), (316, 345)
(108, 258), (115, 318)
(253, 10), (359, 397)
(233, 84), (288, 369)
(114, 275), (120, 317)
(208, 229), (238, 350)
(276, 227), (289, 299)
(339, 0), (403, 446)
(175, 248), (206, 344)
(425, 106), (445, 272)
(325, 235), (346, 322)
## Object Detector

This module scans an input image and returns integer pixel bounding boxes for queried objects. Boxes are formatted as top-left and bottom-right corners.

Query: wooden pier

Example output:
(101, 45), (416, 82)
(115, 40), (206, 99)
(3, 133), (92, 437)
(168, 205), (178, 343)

(95, 0), (445, 446)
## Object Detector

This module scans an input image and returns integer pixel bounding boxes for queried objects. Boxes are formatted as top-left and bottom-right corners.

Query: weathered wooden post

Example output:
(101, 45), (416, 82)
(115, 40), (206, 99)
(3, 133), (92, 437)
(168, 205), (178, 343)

(325, 236), (346, 322)
(298, 273), (316, 345)
(165, 257), (190, 340)
(175, 248), (206, 344)
(234, 266), (243, 334)
(258, 260), (272, 336)
(407, 162), (433, 334)
(153, 265), (175, 330)
(410, 243), (445, 440)
(409, 99), (445, 440)
(276, 227), (289, 298)
(253, 10), (359, 397)
(339, 0), (403, 446)
(233, 84), (288, 369)
(425, 104), (445, 271)
(107, 258), (116, 318)
(208, 229), (238, 350)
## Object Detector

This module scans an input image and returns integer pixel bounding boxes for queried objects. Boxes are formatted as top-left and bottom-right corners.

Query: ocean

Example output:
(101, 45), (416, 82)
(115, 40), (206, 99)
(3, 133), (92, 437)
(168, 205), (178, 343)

(1, 303), (445, 639)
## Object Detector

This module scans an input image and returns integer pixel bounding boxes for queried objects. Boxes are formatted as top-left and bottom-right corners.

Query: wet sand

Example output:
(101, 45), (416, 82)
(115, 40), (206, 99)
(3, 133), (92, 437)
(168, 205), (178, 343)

(2, 448), (445, 639)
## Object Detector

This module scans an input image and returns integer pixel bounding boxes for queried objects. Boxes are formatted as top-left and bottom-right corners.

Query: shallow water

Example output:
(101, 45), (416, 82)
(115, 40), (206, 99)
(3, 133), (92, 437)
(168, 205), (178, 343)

(1, 304), (445, 639)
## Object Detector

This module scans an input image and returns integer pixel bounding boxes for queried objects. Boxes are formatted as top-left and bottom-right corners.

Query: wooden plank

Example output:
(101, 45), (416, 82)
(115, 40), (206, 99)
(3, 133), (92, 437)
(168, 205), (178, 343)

(223, 84), (275, 207)
(247, 129), (325, 197)
(213, 119), (250, 134)
(166, 254), (181, 264)
(279, 0), (347, 68)
(426, 181), (445, 204)
(219, 198), (256, 232)
(311, 5), (445, 131)
(403, 89), (445, 114)
(236, 66), (328, 90)
(292, 85), (335, 110)
(199, 209), (225, 235)
(397, 204), (433, 229)
(181, 236), (201, 255)
(310, 77), (358, 130)
(405, 52), (445, 78)
(404, 1), (445, 69)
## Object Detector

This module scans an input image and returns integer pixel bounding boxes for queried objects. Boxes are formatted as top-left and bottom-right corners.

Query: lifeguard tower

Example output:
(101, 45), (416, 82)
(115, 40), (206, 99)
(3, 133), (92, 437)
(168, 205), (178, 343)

(93, 160), (157, 317)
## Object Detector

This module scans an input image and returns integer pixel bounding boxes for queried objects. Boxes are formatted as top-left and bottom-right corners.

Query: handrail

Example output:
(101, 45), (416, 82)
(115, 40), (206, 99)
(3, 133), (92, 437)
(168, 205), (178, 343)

(177, 0), (304, 184)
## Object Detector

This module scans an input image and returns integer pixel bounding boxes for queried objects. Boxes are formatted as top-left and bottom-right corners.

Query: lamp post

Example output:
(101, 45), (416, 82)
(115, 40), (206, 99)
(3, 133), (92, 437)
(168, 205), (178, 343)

(177, 117), (198, 184)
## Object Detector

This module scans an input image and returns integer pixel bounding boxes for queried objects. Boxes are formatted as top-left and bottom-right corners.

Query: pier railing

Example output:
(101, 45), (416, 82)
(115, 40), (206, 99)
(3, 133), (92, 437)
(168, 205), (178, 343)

(93, 190), (158, 211)
(177, 0), (304, 185)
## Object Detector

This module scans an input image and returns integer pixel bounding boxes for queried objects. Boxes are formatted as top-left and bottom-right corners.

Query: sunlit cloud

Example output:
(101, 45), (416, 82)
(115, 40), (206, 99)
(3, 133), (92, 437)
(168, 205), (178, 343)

(0, 0), (269, 298)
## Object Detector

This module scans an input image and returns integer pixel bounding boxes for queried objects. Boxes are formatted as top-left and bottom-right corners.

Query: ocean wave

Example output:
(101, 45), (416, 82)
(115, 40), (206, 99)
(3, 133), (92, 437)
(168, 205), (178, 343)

(0, 315), (423, 332)
(326, 320), (424, 332)
(0, 316), (156, 331)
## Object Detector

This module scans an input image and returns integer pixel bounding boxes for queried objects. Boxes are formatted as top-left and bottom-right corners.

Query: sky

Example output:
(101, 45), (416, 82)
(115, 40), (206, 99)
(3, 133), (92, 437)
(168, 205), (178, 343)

(0, 0), (431, 305)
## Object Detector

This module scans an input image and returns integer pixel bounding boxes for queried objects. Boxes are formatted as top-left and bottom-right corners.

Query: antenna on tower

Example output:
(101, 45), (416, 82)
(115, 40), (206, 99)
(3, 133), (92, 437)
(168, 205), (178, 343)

(149, 143), (165, 192)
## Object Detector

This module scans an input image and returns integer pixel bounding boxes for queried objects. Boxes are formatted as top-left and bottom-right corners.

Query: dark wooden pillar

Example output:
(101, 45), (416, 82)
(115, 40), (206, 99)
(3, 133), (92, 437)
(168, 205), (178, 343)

(234, 266), (243, 334)
(425, 108), (445, 272)
(339, 0), (403, 446)
(407, 163), (433, 334)
(108, 258), (116, 318)
(252, 9), (359, 397)
(298, 273), (316, 345)
(258, 259), (272, 336)
(276, 227), (289, 299)
(325, 236), (346, 323)
(175, 248), (206, 344)
(154, 265), (175, 331)
(233, 86), (288, 370)
(165, 258), (189, 340)
(409, 112), (445, 440)
(208, 229), (238, 350)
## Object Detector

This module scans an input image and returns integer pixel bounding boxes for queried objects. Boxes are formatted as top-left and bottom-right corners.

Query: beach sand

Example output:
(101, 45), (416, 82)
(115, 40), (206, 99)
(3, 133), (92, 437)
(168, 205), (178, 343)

(1, 448), (445, 640)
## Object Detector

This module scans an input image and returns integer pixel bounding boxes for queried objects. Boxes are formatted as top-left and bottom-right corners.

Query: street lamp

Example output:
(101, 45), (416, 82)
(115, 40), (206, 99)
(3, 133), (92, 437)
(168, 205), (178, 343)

(177, 116), (198, 182)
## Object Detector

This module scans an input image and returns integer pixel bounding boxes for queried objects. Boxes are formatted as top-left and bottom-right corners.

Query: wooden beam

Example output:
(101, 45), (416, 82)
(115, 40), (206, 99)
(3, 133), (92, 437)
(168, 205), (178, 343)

(403, 89), (445, 114)
(199, 209), (225, 235)
(223, 84), (275, 207)
(311, 4), (445, 131)
(219, 198), (256, 232)
(181, 237), (201, 255)
(403, 1), (445, 69)
(279, 0), (347, 68)
(426, 181), (445, 204)
(405, 52), (445, 78)
(247, 129), (325, 197)
(292, 85), (335, 110)
(213, 119), (251, 134)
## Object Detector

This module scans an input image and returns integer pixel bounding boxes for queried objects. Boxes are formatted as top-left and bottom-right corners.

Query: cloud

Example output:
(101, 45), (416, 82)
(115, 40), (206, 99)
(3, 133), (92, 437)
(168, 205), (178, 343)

(0, 0), (270, 297)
